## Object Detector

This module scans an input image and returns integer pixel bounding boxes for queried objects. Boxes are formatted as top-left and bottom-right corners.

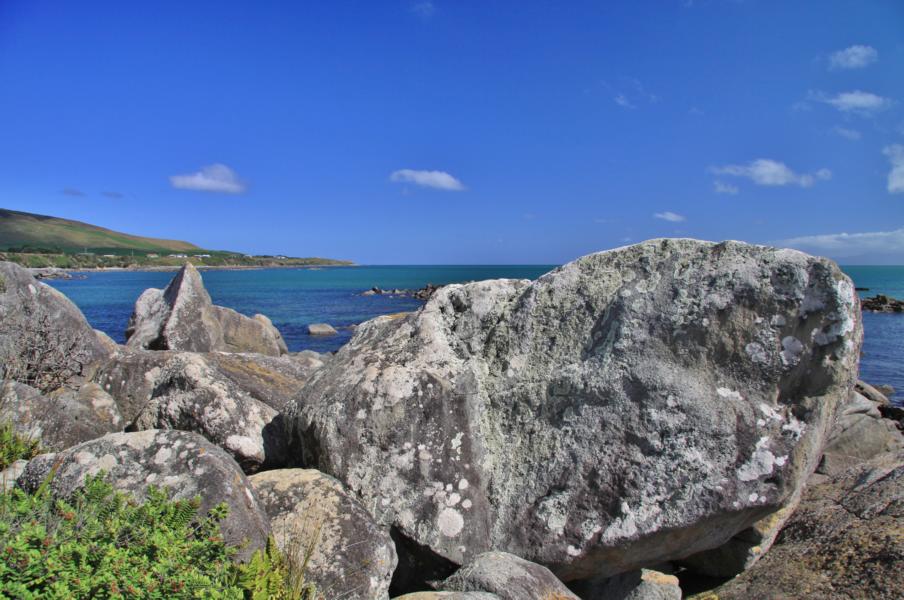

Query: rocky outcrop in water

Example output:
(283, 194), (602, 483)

(861, 294), (904, 312)
(17, 430), (270, 561)
(286, 239), (862, 584)
(125, 263), (288, 355)
(249, 468), (398, 600)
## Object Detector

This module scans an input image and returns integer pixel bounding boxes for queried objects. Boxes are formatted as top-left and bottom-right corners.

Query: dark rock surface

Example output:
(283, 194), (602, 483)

(16, 430), (270, 561)
(249, 468), (397, 600)
(697, 450), (904, 600)
(571, 568), (682, 600)
(286, 239), (862, 581)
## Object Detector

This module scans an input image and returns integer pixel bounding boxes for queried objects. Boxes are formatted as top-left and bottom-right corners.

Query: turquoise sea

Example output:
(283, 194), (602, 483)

(46, 264), (903, 403)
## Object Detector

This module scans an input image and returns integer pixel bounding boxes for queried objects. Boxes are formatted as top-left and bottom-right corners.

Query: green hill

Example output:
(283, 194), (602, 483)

(0, 208), (201, 255)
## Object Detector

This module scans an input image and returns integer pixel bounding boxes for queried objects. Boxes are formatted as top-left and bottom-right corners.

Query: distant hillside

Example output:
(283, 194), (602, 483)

(0, 208), (201, 254)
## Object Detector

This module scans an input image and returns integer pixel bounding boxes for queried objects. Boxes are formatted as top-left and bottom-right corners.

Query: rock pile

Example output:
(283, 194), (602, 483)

(1, 237), (899, 599)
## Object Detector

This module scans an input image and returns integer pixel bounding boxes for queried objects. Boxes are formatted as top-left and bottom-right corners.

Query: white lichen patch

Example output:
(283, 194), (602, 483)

(437, 507), (464, 537)
(737, 437), (778, 482)
(717, 387), (743, 401)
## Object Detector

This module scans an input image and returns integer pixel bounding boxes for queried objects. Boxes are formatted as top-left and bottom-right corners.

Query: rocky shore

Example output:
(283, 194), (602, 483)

(1, 239), (901, 599)
(861, 293), (904, 313)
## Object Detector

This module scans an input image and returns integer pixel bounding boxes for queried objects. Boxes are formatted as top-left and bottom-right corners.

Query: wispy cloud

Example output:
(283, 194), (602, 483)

(883, 145), (904, 194)
(713, 180), (739, 195)
(833, 126), (861, 141)
(653, 211), (686, 223)
(170, 164), (246, 194)
(614, 94), (636, 109)
(777, 227), (904, 258)
(102, 191), (124, 199)
(829, 45), (878, 70)
(411, 1), (435, 18)
(61, 187), (85, 197)
(809, 90), (893, 116)
(390, 169), (465, 191)
(711, 159), (831, 188)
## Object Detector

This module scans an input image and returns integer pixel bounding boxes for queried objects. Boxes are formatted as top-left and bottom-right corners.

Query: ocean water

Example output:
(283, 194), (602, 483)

(46, 264), (903, 403)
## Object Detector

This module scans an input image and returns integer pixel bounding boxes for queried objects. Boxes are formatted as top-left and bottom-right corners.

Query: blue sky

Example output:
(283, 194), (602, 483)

(1, 1), (903, 264)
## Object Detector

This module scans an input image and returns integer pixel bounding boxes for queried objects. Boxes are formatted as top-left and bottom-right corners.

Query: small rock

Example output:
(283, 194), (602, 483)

(307, 323), (338, 336)
(438, 552), (578, 600)
(17, 430), (270, 561)
(817, 392), (903, 476)
(572, 568), (681, 600)
(1, 459), (28, 492)
(249, 468), (398, 600)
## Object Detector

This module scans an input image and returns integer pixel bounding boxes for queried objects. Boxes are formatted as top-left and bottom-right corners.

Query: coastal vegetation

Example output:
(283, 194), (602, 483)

(0, 209), (353, 269)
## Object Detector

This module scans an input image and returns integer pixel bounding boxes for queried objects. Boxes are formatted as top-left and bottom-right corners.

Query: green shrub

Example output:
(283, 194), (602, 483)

(0, 421), (41, 471)
(0, 474), (323, 599)
(0, 475), (243, 599)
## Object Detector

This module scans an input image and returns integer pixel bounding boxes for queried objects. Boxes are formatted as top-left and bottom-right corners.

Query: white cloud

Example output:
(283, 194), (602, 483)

(411, 1), (435, 18)
(711, 159), (831, 188)
(884, 144), (904, 194)
(169, 164), (245, 194)
(653, 211), (686, 222)
(829, 45), (878, 69)
(810, 90), (893, 115)
(713, 180), (739, 195)
(778, 227), (904, 258)
(833, 126), (861, 141)
(614, 94), (635, 109)
(390, 169), (465, 191)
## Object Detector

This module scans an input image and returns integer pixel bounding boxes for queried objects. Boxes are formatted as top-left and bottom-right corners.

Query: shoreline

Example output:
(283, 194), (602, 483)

(30, 263), (357, 276)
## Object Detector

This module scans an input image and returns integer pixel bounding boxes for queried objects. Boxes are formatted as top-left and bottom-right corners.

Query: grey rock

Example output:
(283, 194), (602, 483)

(439, 552), (578, 600)
(125, 263), (286, 356)
(393, 594), (501, 600)
(0, 380), (123, 451)
(213, 307), (288, 356)
(686, 389), (904, 578)
(93, 347), (323, 421)
(17, 430), (270, 561)
(703, 450), (904, 600)
(287, 239), (862, 581)
(817, 392), (903, 476)
(307, 323), (338, 336)
(855, 380), (890, 405)
(572, 568), (681, 600)
(249, 468), (398, 600)
(1, 459), (28, 492)
(0, 261), (107, 379)
(129, 352), (287, 473)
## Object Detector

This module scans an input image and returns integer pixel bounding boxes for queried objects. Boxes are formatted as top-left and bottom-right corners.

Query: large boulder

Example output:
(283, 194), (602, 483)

(0, 262), (107, 389)
(249, 468), (398, 600)
(438, 552), (578, 600)
(0, 381), (123, 451)
(125, 263), (287, 356)
(698, 450), (904, 600)
(17, 430), (270, 561)
(128, 352), (287, 472)
(286, 239), (861, 581)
